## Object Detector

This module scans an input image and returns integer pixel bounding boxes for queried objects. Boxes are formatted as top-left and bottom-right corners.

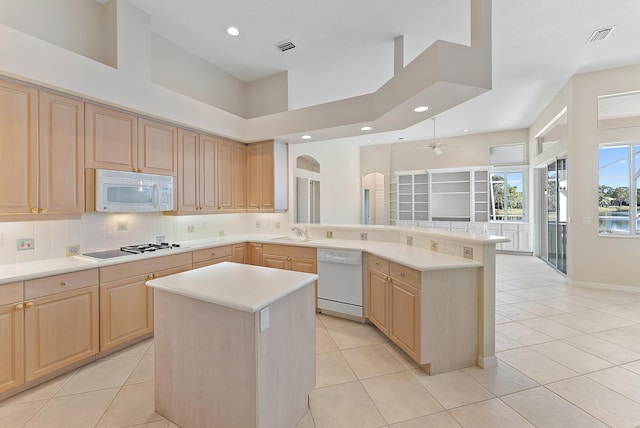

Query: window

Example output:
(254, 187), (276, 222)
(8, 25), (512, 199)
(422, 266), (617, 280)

(490, 170), (526, 222)
(489, 143), (526, 165)
(598, 143), (640, 235)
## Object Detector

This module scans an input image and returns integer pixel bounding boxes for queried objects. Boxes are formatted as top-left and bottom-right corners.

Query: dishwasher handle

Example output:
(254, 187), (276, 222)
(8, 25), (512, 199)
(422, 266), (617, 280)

(317, 249), (362, 265)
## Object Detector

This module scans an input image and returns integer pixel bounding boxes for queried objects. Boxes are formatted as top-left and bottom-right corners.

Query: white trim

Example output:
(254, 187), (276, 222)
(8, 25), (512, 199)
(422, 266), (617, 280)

(477, 355), (498, 369)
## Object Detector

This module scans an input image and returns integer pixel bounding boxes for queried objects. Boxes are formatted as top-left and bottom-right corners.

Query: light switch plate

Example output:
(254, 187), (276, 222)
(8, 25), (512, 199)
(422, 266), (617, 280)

(156, 235), (165, 244)
(260, 306), (270, 332)
(360, 233), (368, 240)
(326, 231), (333, 238)
(430, 240), (439, 252)
(66, 244), (80, 257)
(406, 236), (413, 246)
(463, 246), (474, 259)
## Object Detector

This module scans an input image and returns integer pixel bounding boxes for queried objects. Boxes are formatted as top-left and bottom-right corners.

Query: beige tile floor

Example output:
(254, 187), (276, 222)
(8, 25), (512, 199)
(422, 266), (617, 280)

(3, 255), (640, 427)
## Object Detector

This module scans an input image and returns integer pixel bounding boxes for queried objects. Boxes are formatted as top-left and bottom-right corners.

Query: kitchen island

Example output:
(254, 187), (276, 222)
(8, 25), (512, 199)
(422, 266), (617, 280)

(146, 262), (318, 428)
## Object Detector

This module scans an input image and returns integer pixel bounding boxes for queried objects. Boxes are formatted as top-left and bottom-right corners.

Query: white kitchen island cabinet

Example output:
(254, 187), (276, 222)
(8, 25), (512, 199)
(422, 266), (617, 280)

(146, 262), (318, 428)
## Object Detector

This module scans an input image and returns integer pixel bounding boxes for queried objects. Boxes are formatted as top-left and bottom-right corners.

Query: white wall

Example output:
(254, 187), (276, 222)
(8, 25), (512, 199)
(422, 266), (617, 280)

(0, 0), (108, 64)
(289, 140), (362, 225)
(0, 212), (288, 266)
(151, 34), (247, 118)
(246, 71), (289, 118)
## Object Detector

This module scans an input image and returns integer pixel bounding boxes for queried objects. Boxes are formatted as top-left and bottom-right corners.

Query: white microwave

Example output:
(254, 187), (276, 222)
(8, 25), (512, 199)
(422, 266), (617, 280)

(95, 169), (174, 212)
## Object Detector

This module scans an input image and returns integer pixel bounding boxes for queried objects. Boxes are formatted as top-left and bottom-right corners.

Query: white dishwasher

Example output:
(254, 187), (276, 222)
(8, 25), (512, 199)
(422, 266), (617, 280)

(317, 248), (363, 318)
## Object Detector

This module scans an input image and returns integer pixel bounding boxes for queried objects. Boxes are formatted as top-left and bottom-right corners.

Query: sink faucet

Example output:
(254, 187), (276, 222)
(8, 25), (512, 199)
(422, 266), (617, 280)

(290, 225), (308, 239)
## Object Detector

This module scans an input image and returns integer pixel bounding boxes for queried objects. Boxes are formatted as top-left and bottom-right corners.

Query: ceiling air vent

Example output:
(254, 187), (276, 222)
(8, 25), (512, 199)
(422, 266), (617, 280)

(275, 39), (296, 52)
(586, 26), (615, 43)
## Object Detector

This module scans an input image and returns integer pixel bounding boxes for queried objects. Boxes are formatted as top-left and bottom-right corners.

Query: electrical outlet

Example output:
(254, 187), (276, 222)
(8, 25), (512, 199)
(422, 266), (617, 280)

(66, 244), (81, 257)
(360, 233), (368, 240)
(430, 240), (439, 252)
(187, 225), (195, 233)
(219, 229), (225, 236)
(326, 231), (333, 238)
(464, 246), (474, 259)
(117, 221), (128, 231)
(17, 238), (35, 251)
(256, 221), (261, 228)
(275, 222), (281, 229)
(406, 236), (413, 246)
(156, 235), (166, 244)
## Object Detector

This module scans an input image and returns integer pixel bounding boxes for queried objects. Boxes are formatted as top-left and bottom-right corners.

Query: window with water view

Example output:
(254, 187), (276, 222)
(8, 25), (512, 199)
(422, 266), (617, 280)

(598, 144), (640, 235)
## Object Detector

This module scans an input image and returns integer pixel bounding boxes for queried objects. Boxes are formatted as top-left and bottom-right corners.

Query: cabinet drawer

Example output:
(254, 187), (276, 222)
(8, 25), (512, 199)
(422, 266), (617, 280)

(25, 269), (98, 300)
(368, 254), (389, 273)
(390, 262), (420, 288)
(0, 282), (23, 305)
(262, 244), (316, 260)
(192, 245), (233, 264)
(100, 253), (192, 283)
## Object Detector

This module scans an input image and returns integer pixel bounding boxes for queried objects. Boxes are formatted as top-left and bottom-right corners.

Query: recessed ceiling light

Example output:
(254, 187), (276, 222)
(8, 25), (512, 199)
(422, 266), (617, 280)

(227, 27), (240, 36)
(463, 129), (469, 133)
(361, 126), (372, 131)
(301, 135), (311, 140)
(413, 106), (429, 113)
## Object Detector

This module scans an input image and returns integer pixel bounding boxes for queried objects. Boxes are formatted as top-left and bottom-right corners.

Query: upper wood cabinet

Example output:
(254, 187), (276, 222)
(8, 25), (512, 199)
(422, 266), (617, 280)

(38, 91), (85, 215)
(176, 129), (218, 213)
(0, 80), (38, 215)
(0, 80), (84, 217)
(85, 104), (177, 175)
(137, 118), (178, 176)
(217, 138), (246, 212)
(247, 140), (287, 212)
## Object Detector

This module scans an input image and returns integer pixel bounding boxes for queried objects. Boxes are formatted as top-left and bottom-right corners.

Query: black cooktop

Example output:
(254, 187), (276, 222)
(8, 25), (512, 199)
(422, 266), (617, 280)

(83, 243), (181, 259)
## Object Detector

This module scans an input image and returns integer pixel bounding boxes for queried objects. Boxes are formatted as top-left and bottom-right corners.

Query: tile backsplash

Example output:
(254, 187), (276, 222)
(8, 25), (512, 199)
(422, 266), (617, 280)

(0, 212), (288, 266)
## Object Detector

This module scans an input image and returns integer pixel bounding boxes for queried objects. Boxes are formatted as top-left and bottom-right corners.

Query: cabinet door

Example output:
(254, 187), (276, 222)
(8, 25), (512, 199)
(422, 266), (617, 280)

(232, 243), (247, 264)
(0, 302), (24, 394)
(24, 286), (99, 381)
(200, 134), (218, 212)
(38, 91), (84, 214)
(248, 243), (263, 266)
(85, 104), (137, 172)
(99, 276), (153, 352)
(259, 142), (275, 210)
(177, 129), (199, 212)
(234, 143), (247, 209)
(0, 80), (38, 214)
(246, 144), (260, 209)
(390, 279), (420, 361)
(289, 257), (317, 274)
(262, 253), (288, 270)
(217, 139), (235, 210)
(367, 269), (390, 334)
(138, 118), (177, 175)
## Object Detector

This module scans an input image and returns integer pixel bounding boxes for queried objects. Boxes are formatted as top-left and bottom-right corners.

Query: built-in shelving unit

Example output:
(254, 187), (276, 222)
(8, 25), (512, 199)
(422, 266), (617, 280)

(389, 167), (490, 223)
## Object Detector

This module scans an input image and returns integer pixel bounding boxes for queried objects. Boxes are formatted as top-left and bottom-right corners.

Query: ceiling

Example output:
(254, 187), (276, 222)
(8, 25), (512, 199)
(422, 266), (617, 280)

(127, 0), (640, 144)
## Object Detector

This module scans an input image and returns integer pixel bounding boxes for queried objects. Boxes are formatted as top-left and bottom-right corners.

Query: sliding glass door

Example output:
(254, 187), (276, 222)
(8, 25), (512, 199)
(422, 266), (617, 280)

(539, 157), (567, 273)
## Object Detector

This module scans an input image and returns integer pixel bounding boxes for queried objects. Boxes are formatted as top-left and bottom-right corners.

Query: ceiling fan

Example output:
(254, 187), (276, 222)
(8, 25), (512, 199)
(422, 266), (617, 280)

(428, 117), (444, 155)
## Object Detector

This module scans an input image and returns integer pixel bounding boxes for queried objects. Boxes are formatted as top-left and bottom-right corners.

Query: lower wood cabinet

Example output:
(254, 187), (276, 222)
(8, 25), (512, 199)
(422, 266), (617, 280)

(248, 242), (264, 266)
(0, 282), (25, 394)
(99, 253), (191, 352)
(367, 255), (421, 361)
(261, 244), (317, 275)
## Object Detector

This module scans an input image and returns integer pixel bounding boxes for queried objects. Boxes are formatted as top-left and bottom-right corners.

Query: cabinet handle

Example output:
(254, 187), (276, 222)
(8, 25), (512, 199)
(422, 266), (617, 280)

(39, 208), (48, 214)
(153, 273), (158, 278)
(211, 252), (216, 256)
(147, 274), (154, 280)
(14, 303), (24, 311)
(61, 281), (69, 286)
(30, 208), (37, 214)
(399, 272), (405, 277)
(374, 261), (380, 266)
(25, 302), (34, 308)
(386, 276), (391, 282)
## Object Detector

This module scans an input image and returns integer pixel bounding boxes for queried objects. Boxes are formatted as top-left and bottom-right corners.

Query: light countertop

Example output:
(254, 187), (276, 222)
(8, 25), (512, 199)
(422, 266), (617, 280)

(0, 232), (490, 285)
(146, 261), (318, 312)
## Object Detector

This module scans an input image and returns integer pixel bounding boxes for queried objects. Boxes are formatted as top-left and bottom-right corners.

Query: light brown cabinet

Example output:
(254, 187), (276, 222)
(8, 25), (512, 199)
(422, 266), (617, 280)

(246, 140), (287, 212)
(218, 138), (246, 212)
(262, 244), (317, 307)
(0, 81), (84, 217)
(367, 255), (420, 361)
(99, 253), (191, 352)
(192, 245), (233, 269)
(232, 243), (248, 264)
(23, 269), (99, 382)
(0, 282), (24, 394)
(176, 130), (219, 213)
(86, 104), (177, 175)
(248, 243), (264, 266)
